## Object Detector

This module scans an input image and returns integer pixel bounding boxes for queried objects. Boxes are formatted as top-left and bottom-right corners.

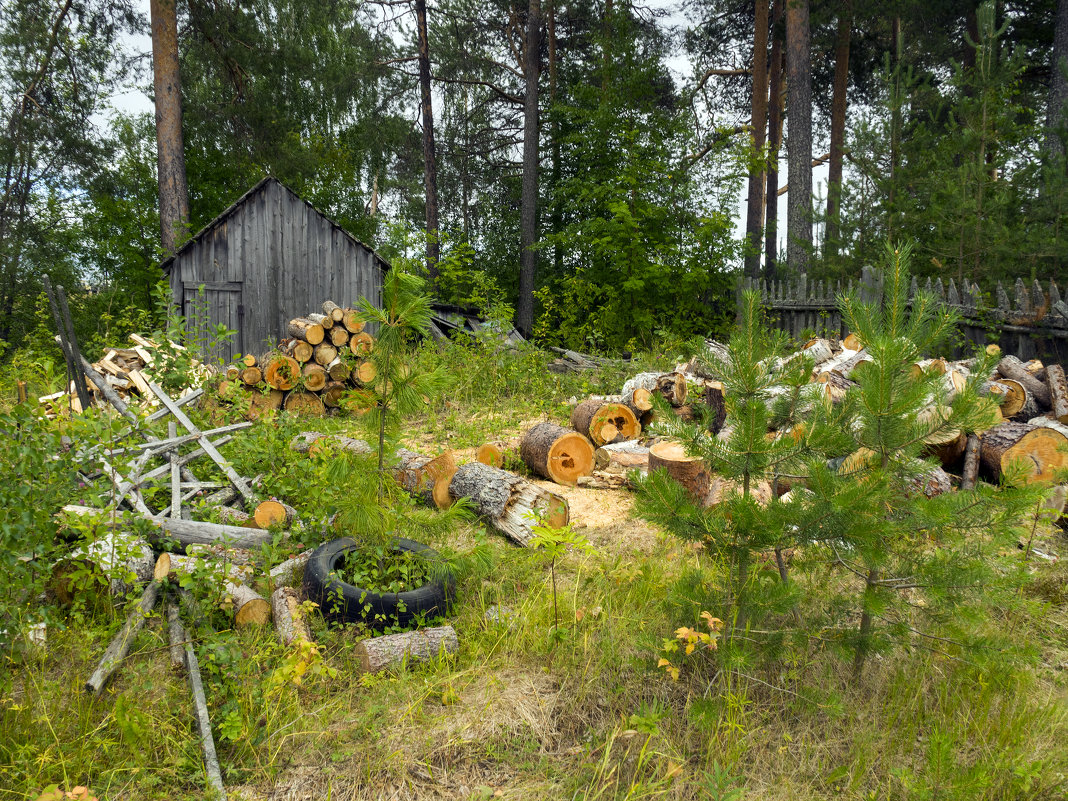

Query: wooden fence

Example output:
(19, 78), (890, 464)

(740, 266), (1068, 362)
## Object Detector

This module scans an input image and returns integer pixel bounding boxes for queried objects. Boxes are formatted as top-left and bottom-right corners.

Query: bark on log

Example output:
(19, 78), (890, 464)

(287, 318), (324, 345)
(1011, 387), (1042, 423)
(51, 530), (156, 603)
(85, 571), (163, 694)
(834, 349), (874, 380)
(520, 422), (595, 485)
(301, 363), (328, 392)
(979, 421), (1068, 483)
(264, 355), (301, 391)
(61, 505), (278, 550)
(269, 551), (311, 587)
(448, 461), (568, 546)
(570, 398), (641, 445)
(284, 390), (326, 416)
(801, 337), (834, 366)
(817, 371), (855, 403)
(906, 464), (953, 498)
(998, 355), (1052, 407)
(648, 440), (711, 502)
(960, 434), (981, 490)
(355, 625), (458, 673)
(308, 312), (333, 330)
(621, 372), (687, 407)
(594, 440), (650, 471)
(253, 500), (298, 529)
(1046, 364), (1068, 424)
(226, 580), (270, 626)
(326, 357), (350, 382)
(286, 339), (313, 364)
(271, 587), (311, 646)
(1028, 415), (1068, 439)
(982, 379), (1025, 418)
(322, 300), (345, 322)
(291, 431), (373, 456)
(394, 449), (457, 509)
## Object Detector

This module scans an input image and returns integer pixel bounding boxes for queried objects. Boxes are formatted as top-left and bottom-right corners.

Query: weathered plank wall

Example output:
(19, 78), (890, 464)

(740, 266), (1068, 362)
(165, 178), (386, 365)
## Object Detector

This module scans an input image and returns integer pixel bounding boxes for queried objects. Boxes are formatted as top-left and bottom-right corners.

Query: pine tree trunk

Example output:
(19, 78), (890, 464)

(764, 0), (785, 279)
(517, 0), (541, 339)
(416, 0), (440, 284)
(825, 1), (852, 257)
(785, 0), (812, 273)
(149, 0), (189, 254)
(744, 0), (771, 279)
(1047, 0), (1068, 158)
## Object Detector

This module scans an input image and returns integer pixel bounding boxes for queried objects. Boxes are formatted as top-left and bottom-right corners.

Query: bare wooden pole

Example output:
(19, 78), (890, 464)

(85, 572), (164, 695)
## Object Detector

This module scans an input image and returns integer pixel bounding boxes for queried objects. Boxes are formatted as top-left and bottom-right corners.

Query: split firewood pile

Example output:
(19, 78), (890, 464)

(215, 300), (377, 419)
(38, 334), (208, 418)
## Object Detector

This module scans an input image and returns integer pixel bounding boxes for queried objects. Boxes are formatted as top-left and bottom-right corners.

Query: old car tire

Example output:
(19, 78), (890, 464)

(302, 537), (454, 626)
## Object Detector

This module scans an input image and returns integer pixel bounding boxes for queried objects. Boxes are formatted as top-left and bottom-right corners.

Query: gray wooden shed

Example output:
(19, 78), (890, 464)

(161, 177), (388, 364)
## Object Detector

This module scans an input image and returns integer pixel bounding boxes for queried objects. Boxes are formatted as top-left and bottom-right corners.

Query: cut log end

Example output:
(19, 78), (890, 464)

(476, 442), (505, 468)
(648, 440), (711, 501)
(548, 431), (596, 484)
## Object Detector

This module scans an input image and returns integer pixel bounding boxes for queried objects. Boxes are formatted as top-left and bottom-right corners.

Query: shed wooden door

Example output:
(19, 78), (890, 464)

(182, 282), (244, 365)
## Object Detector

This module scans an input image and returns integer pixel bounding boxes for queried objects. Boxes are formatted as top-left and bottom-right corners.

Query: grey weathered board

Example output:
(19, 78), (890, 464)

(740, 266), (1067, 362)
(162, 177), (386, 365)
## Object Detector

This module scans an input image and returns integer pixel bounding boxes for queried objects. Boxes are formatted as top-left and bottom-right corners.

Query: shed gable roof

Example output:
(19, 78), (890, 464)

(159, 176), (390, 274)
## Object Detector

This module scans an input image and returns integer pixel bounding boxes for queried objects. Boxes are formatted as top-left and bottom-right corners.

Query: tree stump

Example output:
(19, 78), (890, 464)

(448, 461), (568, 546)
(648, 440), (711, 501)
(355, 625), (458, 673)
(570, 398), (641, 445)
(520, 422), (595, 485)
(979, 421), (1068, 484)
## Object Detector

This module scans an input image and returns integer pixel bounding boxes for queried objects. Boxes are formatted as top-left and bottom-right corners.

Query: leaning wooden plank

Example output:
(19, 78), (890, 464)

(448, 461), (568, 547)
(355, 625), (458, 673)
(178, 610), (228, 798)
(167, 599), (186, 672)
(148, 382), (257, 505)
(169, 422), (181, 520)
(61, 506), (278, 550)
(85, 564), (164, 694)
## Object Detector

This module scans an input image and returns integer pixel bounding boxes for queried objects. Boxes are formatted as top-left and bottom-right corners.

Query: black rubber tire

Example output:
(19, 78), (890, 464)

(302, 537), (454, 626)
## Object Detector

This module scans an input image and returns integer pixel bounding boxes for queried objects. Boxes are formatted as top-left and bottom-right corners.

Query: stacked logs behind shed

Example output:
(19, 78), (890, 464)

(217, 301), (377, 418)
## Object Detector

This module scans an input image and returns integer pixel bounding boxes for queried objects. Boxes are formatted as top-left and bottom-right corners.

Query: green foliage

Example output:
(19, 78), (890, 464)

(530, 519), (595, 638)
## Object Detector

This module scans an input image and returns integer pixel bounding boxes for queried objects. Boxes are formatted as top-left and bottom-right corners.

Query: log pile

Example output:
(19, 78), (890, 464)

(216, 300), (377, 418)
(38, 334), (206, 418)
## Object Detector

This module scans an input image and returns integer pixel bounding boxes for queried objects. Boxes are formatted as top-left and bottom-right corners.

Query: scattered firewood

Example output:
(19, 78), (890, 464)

(960, 434), (982, 491)
(621, 372), (687, 407)
(448, 461), (569, 547)
(225, 581), (271, 626)
(355, 625), (458, 673)
(520, 422), (595, 485)
(998, 355), (1052, 408)
(577, 472), (632, 490)
(252, 500), (299, 529)
(268, 552), (311, 587)
(271, 587), (312, 646)
(288, 317), (325, 345)
(61, 505), (280, 550)
(594, 440), (650, 472)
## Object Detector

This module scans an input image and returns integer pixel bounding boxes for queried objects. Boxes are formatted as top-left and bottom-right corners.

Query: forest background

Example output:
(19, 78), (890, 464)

(2, 0), (1067, 368)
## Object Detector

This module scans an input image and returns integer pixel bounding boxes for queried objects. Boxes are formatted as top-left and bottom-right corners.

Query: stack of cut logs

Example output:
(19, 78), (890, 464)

(217, 301), (377, 418)
(38, 334), (205, 418)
